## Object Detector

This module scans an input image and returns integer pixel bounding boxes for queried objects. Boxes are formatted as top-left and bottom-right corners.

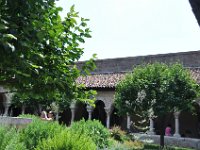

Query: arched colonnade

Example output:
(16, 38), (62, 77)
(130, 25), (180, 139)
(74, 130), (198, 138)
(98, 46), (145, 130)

(1, 86), (200, 138)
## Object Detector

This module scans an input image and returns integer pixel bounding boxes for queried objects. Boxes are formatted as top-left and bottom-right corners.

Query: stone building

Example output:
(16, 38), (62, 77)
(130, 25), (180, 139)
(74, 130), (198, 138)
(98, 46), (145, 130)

(75, 50), (200, 139)
(1, 50), (200, 139)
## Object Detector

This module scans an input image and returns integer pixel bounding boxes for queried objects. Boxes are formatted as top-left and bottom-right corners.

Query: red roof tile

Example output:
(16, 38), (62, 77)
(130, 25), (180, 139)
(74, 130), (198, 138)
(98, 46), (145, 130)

(76, 68), (200, 88)
(189, 68), (200, 83)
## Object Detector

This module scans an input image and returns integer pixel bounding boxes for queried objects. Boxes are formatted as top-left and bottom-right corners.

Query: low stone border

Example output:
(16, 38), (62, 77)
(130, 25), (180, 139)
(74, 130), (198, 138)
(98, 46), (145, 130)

(0, 116), (32, 128)
(132, 133), (200, 149)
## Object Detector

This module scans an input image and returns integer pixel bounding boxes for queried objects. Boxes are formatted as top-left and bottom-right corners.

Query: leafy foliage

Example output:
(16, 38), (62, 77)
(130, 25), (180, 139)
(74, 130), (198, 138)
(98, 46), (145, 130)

(19, 115), (65, 150)
(0, 126), (26, 150)
(35, 129), (96, 150)
(0, 0), (96, 109)
(0, 117), (195, 150)
(110, 126), (128, 142)
(115, 63), (200, 147)
(70, 119), (110, 148)
(115, 63), (200, 117)
(106, 140), (144, 150)
(4, 136), (27, 150)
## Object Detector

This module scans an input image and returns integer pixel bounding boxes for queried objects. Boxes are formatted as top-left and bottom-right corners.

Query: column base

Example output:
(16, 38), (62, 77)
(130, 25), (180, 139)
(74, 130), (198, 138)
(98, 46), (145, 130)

(147, 131), (155, 135)
(173, 134), (181, 138)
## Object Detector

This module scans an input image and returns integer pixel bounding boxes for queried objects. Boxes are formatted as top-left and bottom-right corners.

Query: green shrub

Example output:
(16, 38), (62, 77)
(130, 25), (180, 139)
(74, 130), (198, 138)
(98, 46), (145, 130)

(70, 119), (110, 149)
(18, 114), (38, 120)
(125, 140), (144, 150)
(19, 115), (65, 150)
(35, 129), (96, 150)
(0, 126), (26, 150)
(0, 126), (17, 149)
(107, 142), (129, 150)
(0, 126), (8, 149)
(4, 135), (27, 150)
(110, 126), (128, 143)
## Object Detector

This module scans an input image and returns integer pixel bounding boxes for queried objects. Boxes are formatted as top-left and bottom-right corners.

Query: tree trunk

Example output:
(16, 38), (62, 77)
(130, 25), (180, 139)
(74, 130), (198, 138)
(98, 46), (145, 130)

(160, 115), (166, 148)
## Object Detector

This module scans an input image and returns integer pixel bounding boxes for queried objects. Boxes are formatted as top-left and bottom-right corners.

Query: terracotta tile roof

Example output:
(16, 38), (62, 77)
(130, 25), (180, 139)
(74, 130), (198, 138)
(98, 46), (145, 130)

(189, 68), (200, 83)
(76, 73), (126, 88)
(76, 68), (200, 88)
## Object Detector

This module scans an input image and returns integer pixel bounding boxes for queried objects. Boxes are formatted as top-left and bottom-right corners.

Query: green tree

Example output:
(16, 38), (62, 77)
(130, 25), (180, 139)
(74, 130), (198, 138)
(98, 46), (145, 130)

(115, 63), (200, 147)
(0, 0), (96, 109)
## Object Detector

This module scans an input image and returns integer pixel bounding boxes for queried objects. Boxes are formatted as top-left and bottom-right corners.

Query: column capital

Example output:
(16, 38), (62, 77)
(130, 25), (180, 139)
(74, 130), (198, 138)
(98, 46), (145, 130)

(3, 102), (11, 107)
(86, 105), (93, 120)
(70, 101), (76, 110)
(86, 105), (94, 112)
(4, 92), (14, 103)
(104, 107), (113, 115)
(174, 111), (180, 119)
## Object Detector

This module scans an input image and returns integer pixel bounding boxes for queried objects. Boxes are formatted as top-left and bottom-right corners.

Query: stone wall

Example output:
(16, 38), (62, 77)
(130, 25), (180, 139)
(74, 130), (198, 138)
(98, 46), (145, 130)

(96, 90), (115, 109)
(133, 133), (200, 149)
(0, 116), (32, 128)
(78, 50), (200, 74)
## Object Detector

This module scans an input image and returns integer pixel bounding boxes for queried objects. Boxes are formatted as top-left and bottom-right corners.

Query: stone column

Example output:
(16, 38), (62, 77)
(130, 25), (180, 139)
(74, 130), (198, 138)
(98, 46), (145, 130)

(55, 113), (59, 121)
(3, 102), (11, 116)
(70, 102), (76, 124)
(173, 111), (181, 137)
(38, 104), (42, 114)
(86, 105), (93, 120)
(21, 105), (26, 115)
(148, 117), (155, 135)
(105, 107), (112, 129)
(10, 108), (13, 117)
(127, 113), (131, 130)
(3, 92), (12, 116)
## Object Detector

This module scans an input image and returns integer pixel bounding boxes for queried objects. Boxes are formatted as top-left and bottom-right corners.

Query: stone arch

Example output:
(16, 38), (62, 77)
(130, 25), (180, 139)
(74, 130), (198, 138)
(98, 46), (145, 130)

(110, 106), (124, 128)
(74, 101), (88, 121)
(92, 100), (106, 126)
(179, 103), (200, 138)
(154, 112), (174, 135)
(9, 103), (22, 117)
(0, 93), (6, 115)
(59, 107), (71, 126)
(96, 91), (114, 110)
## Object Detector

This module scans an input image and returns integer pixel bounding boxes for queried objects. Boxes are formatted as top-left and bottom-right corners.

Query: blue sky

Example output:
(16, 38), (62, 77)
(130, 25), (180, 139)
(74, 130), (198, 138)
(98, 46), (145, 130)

(56, 0), (200, 60)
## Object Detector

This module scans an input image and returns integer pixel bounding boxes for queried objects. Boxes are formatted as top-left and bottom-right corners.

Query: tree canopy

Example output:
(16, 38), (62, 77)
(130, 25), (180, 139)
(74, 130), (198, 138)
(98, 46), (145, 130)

(115, 63), (200, 118)
(115, 63), (200, 147)
(0, 0), (96, 109)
